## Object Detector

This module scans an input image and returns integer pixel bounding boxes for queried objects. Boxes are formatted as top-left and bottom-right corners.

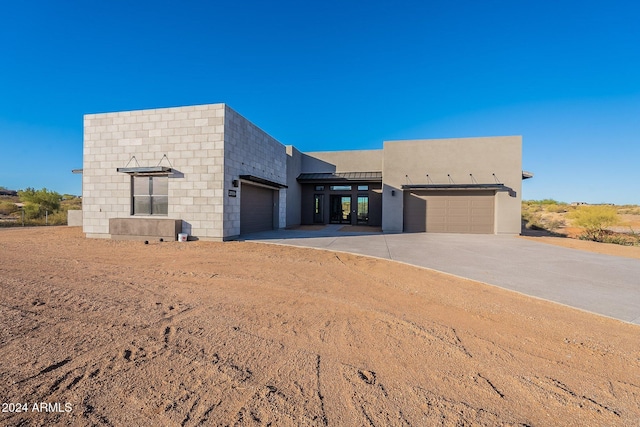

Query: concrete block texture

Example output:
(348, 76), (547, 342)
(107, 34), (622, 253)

(67, 210), (83, 227)
(222, 105), (288, 239)
(83, 104), (226, 239)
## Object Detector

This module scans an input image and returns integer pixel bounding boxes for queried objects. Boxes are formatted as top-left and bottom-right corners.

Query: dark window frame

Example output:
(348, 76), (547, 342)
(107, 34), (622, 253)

(132, 175), (168, 216)
(330, 185), (352, 191)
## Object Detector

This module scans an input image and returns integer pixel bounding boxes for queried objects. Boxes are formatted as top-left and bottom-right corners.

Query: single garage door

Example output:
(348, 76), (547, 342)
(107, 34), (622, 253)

(240, 184), (275, 234)
(404, 190), (495, 234)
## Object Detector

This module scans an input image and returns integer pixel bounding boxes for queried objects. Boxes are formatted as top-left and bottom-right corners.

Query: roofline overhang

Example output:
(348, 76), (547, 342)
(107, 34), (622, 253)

(297, 177), (383, 184)
(296, 172), (383, 184)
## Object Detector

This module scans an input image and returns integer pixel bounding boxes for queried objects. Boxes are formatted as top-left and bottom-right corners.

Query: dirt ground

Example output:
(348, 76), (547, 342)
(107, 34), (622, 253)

(1, 227), (639, 426)
(520, 233), (640, 260)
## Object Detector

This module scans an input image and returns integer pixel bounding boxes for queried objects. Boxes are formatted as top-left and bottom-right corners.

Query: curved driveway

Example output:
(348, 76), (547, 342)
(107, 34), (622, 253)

(242, 226), (640, 325)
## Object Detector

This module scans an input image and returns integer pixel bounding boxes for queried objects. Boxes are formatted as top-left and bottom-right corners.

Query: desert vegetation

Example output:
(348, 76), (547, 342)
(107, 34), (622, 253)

(0, 186), (81, 227)
(522, 200), (640, 246)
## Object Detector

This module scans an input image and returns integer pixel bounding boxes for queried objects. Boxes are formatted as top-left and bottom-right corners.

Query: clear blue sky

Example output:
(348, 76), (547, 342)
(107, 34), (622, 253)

(1, 1), (639, 204)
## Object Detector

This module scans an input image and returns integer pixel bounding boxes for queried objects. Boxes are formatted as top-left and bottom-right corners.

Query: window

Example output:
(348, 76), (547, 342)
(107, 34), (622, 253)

(314, 185), (325, 191)
(132, 176), (168, 215)
(357, 195), (369, 224)
(357, 185), (369, 191)
(330, 185), (352, 191)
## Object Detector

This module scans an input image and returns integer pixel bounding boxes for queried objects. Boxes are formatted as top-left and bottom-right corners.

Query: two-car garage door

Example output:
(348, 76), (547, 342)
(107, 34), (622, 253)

(403, 190), (495, 234)
(240, 183), (275, 234)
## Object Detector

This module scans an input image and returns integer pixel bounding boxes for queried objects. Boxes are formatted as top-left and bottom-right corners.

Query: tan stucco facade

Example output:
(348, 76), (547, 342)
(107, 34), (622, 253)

(381, 136), (522, 234)
(303, 150), (383, 173)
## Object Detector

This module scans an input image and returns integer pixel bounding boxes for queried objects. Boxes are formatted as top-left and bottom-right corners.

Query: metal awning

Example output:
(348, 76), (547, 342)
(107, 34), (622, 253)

(401, 183), (511, 192)
(297, 171), (382, 183)
(402, 183), (518, 197)
(116, 166), (173, 175)
(239, 175), (288, 188)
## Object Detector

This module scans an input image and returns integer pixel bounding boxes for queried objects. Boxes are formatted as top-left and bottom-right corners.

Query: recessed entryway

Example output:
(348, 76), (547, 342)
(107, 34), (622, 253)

(330, 195), (352, 224)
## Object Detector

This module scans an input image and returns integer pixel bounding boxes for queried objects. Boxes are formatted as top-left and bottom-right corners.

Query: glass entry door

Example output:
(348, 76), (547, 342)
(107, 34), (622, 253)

(330, 195), (351, 224)
(356, 196), (369, 224)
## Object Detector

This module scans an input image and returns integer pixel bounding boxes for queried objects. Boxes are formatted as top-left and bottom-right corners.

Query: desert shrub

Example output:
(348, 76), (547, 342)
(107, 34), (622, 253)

(4, 210), (67, 226)
(618, 206), (640, 215)
(579, 230), (640, 246)
(18, 187), (62, 213)
(27, 210), (67, 226)
(22, 202), (42, 219)
(545, 218), (566, 231)
(0, 201), (18, 215)
(61, 197), (82, 210)
(546, 203), (568, 213)
(570, 205), (620, 241)
(525, 199), (563, 205)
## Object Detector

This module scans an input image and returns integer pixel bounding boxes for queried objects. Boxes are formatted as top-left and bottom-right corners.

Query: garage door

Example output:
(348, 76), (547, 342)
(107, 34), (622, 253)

(404, 190), (495, 234)
(240, 184), (275, 234)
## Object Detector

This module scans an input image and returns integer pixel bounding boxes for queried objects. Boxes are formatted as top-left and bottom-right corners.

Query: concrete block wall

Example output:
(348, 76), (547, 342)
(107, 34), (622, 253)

(67, 210), (83, 226)
(83, 104), (226, 239)
(223, 106), (288, 238)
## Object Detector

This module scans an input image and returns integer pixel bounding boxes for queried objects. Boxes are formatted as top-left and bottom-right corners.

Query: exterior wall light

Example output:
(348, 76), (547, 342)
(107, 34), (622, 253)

(232, 180), (239, 188)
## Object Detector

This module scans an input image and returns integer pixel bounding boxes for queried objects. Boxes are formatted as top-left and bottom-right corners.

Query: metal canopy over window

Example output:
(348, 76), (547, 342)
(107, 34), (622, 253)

(117, 166), (173, 176)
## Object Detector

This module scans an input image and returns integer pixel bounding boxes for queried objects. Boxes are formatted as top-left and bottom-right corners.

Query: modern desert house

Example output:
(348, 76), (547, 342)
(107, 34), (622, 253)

(81, 103), (529, 241)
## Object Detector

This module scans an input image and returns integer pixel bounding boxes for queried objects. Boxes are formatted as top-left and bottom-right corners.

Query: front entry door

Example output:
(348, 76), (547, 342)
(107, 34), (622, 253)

(330, 195), (351, 224)
(356, 195), (369, 224)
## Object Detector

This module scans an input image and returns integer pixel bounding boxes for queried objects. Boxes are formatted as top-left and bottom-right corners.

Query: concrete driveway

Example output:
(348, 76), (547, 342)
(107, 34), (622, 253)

(241, 225), (640, 325)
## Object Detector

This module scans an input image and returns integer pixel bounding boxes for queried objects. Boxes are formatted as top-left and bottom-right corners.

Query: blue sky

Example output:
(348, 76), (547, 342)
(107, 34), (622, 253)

(1, 1), (639, 203)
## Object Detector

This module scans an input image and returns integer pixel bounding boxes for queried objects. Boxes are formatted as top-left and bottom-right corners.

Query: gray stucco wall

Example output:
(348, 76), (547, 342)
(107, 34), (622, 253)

(223, 106), (288, 239)
(382, 136), (523, 234)
(285, 146), (303, 227)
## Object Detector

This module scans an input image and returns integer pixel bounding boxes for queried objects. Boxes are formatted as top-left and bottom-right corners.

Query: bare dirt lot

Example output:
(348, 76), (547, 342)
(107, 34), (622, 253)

(1, 227), (639, 426)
